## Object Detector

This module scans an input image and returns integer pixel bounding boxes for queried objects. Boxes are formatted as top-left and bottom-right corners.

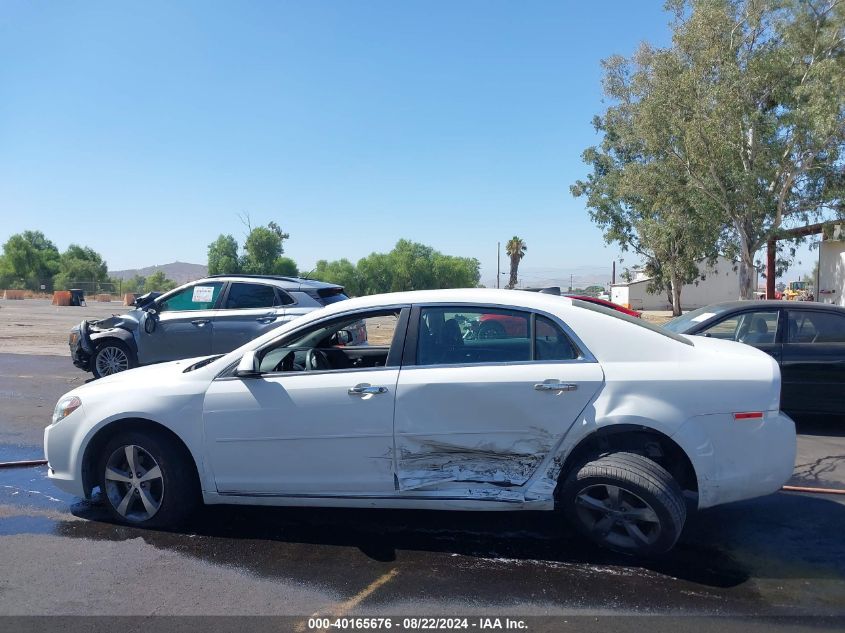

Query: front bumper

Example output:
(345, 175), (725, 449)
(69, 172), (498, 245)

(69, 321), (94, 371)
(673, 410), (797, 509)
(44, 412), (88, 498)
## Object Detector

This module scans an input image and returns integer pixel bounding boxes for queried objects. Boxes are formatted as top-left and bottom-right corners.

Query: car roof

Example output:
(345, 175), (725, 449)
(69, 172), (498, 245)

(202, 274), (342, 290)
(701, 300), (845, 312)
(313, 288), (575, 315)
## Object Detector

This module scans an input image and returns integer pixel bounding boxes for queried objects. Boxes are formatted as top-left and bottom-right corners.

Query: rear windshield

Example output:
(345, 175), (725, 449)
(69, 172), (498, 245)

(663, 305), (731, 333)
(318, 292), (349, 305)
(571, 299), (693, 346)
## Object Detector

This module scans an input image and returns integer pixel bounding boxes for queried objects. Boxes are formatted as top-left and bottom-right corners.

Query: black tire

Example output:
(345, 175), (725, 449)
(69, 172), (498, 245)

(97, 429), (199, 528)
(92, 340), (137, 379)
(477, 320), (506, 339)
(559, 451), (686, 556)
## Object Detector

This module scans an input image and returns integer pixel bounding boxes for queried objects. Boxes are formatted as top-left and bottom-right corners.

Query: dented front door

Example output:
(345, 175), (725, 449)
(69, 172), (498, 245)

(393, 362), (604, 491)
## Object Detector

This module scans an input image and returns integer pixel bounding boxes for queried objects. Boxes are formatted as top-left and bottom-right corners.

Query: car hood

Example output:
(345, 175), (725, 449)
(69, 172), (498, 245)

(91, 308), (145, 332)
(73, 356), (210, 394)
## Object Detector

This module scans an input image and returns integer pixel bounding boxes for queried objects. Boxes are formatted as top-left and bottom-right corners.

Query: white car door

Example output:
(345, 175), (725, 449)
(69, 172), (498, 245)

(393, 306), (604, 492)
(202, 309), (406, 496)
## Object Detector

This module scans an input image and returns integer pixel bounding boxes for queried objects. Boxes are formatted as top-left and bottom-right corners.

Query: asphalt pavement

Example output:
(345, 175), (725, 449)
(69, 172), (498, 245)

(1, 353), (845, 625)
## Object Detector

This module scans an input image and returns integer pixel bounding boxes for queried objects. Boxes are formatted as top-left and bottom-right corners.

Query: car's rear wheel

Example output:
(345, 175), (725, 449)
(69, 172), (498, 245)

(97, 429), (198, 528)
(92, 340), (136, 378)
(477, 321), (506, 339)
(559, 451), (686, 556)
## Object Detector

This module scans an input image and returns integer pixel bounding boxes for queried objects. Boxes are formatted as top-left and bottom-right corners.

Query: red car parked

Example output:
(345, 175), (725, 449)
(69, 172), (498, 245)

(475, 293), (641, 339)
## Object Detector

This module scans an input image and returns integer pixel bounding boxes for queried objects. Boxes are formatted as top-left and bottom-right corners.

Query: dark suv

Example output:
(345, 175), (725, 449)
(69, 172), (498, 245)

(69, 275), (348, 378)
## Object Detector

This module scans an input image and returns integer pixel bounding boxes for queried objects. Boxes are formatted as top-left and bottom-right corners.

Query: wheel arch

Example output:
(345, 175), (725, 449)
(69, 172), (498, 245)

(555, 424), (698, 501)
(90, 329), (138, 356)
(81, 417), (201, 498)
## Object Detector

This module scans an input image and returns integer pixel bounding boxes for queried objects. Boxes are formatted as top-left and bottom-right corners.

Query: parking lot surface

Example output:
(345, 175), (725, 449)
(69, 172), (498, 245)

(2, 351), (845, 622)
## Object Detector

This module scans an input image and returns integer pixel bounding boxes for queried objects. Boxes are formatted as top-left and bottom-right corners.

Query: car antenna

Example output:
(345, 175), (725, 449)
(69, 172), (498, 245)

(301, 269), (315, 280)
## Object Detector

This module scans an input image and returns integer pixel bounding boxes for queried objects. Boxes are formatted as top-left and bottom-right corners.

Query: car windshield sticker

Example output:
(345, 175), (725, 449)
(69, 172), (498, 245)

(691, 312), (716, 323)
(192, 286), (214, 303)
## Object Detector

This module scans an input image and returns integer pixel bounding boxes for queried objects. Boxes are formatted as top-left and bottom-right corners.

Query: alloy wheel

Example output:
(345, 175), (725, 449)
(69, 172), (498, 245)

(574, 484), (661, 550)
(103, 444), (165, 522)
(96, 346), (129, 376)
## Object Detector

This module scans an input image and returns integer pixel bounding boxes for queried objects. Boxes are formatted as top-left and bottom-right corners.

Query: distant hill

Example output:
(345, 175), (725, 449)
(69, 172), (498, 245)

(109, 261), (208, 285)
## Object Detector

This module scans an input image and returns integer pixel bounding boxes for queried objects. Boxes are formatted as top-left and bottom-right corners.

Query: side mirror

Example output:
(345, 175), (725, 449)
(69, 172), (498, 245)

(143, 310), (158, 334)
(234, 350), (261, 378)
(335, 329), (353, 345)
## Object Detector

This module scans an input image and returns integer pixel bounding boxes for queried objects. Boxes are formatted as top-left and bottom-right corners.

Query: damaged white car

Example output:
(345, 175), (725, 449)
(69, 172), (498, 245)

(44, 289), (796, 555)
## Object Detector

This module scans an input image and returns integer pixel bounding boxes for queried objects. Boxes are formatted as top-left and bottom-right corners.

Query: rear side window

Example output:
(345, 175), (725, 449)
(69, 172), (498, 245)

(535, 315), (578, 360)
(224, 283), (278, 309)
(787, 311), (845, 343)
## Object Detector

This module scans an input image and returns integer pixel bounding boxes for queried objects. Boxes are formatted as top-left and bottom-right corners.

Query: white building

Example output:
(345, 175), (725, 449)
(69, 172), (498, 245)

(611, 256), (749, 311)
(817, 225), (845, 307)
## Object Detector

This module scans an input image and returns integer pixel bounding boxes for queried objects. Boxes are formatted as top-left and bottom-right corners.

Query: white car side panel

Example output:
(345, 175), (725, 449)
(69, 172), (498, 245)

(203, 369), (398, 495)
(394, 362), (604, 491)
(673, 410), (796, 508)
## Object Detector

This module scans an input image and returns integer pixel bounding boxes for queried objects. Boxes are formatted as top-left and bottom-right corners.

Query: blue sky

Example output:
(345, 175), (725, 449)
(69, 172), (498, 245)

(0, 1), (818, 286)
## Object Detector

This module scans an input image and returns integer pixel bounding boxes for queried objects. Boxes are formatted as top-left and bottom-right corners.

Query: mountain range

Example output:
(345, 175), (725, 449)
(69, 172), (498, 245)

(109, 261), (208, 285)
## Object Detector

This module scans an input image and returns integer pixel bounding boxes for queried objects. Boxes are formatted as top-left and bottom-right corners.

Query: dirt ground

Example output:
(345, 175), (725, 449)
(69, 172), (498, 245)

(0, 298), (124, 356)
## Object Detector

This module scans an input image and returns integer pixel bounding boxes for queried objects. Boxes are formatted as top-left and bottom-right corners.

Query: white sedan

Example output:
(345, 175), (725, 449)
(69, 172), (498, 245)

(44, 289), (796, 555)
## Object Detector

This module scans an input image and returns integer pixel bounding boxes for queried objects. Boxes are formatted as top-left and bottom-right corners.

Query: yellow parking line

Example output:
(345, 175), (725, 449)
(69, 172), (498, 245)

(296, 568), (399, 632)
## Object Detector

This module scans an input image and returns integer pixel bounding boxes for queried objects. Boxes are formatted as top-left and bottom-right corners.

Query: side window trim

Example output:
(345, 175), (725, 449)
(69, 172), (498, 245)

(402, 303), (593, 368)
(253, 306), (410, 374)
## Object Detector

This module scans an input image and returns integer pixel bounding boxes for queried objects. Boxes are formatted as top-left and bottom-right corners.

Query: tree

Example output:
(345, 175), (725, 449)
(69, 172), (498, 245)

(272, 256), (298, 276)
(207, 234), (240, 275)
(240, 224), (295, 275)
(432, 253), (481, 289)
(119, 275), (147, 294)
(618, 0), (845, 298)
(505, 237), (526, 289)
(144, 271), (177, 293)
(54, 244), (108, 290)
(1, 231), (60, 290)
(313, 258), (362, 296)
(325, 241), (480, 296)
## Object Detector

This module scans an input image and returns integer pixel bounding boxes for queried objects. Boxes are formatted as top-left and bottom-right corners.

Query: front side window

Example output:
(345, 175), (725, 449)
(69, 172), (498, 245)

(158, 282), (223, 312)
(224, 283), (278, 309)
(258, 310), (400, 373)
(700, 310), (779, 345)
(787, 311), (845, 344)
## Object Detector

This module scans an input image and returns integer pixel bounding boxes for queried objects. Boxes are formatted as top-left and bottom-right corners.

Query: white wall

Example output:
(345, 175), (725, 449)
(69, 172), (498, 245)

(611, 256), (745, 311)
(818, 239), (845, 307)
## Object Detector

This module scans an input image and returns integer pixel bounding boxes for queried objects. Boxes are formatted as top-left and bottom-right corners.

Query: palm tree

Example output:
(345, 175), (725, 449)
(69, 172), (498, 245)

(505, 236), (526, 289)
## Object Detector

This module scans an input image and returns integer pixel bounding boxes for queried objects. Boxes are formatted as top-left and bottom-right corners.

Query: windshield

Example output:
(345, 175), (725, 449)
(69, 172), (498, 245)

(663, 305), (732, 333)
(571, 299), (692, 345)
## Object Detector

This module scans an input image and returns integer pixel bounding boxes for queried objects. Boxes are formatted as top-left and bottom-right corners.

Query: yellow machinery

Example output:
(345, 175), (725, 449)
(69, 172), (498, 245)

(783, 281), (812, 301)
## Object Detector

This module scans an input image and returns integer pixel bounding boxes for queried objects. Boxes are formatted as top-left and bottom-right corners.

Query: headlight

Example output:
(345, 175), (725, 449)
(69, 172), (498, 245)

(52, 396), (82, 424)
(69, 332), (79, 346)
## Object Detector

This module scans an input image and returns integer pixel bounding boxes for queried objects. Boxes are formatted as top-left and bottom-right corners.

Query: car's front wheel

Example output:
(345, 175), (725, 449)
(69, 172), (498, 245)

(97, 429), (198, 528)
(559, 451), (686, 556)
(92, 340), (137, 378)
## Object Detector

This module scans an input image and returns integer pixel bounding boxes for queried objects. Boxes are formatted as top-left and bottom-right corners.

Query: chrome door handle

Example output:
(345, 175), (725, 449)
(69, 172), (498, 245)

(191, 319), (210, 327)
(534, 381), (577, 392)
(256, 316), (277, 324)
(348, 384), (388, 396)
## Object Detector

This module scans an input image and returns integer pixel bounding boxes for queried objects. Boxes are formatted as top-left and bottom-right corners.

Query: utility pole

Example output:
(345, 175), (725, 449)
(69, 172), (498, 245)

(496, 242), (500, 289)
(569, 274), (573, 292)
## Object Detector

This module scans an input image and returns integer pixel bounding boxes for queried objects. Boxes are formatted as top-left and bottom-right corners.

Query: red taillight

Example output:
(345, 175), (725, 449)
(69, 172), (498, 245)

(733, 411), (764, 420)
